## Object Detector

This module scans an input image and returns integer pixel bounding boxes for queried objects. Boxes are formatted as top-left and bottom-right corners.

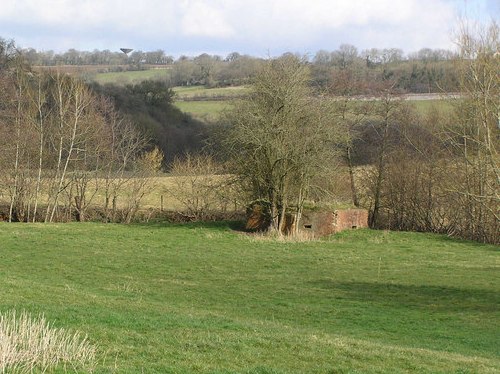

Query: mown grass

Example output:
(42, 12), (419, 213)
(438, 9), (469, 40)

(0, 223), (498, 373)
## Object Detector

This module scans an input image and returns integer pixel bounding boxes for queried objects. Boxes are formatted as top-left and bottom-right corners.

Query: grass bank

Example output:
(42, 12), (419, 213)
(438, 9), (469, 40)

(0, 223), (498, 373)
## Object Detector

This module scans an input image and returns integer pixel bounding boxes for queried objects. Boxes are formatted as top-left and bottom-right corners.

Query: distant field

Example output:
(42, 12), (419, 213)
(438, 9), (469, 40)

(410, 98), (455, 115)
(91, 68), (171, 85)
(174, 100), (233, 121)
(172, 85), (247, 120)
(87, 67), (455, 121)
(1, 223), (498, 373)
(35, 64), (130, 74)
(173, 85), (249, 99)
(175, 96), (455, 122)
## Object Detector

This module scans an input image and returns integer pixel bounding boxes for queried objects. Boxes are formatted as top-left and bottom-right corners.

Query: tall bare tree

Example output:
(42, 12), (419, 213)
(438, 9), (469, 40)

(447, 21), (499, 242)
(224, 55), (344, 234)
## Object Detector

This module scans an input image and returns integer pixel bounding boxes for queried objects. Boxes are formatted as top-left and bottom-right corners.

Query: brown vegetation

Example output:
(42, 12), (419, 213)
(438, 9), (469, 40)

(0, 24), (497, 244)
(0, 53), (161, 223)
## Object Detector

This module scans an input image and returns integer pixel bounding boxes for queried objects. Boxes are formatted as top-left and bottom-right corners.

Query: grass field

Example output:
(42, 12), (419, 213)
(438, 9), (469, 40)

(91, 69), (172, 86)
(0, 223), (498, 373)
(173, 100), (233, 121)
(88, 68), (454, 122)
(172, 85), (245, 120)
(170, 86), (454, 122)
(410, 98), (454, 115)
(175, 96), (454, 123)
(173, 86), (249, 99)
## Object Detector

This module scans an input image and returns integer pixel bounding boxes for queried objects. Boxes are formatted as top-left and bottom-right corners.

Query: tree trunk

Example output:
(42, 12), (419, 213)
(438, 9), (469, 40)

(346, 146), (359, 207)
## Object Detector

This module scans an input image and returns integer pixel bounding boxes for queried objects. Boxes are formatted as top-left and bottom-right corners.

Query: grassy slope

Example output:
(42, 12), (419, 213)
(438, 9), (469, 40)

(0, 223), (498, 373)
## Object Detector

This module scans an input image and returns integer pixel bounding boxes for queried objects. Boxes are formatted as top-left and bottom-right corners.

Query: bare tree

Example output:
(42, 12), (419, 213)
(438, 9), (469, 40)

(368, 86), (407, 227)
(328, 67), (374, 207)
(224, 55), (344, 235)
(168, 153), (230, 220)
(44, 72), (95, 222)
(445, 21), (499, 242)
(27, 73), (51, 221)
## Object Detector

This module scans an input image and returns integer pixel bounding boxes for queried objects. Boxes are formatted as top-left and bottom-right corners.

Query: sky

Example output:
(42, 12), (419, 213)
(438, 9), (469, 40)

(0, 0), (498, 58)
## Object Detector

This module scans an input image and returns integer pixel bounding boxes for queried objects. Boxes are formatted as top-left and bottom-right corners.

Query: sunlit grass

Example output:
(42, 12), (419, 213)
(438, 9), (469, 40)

(411, 98), (454, 115)
(173, 85), (248, 99)
(0, 223), (498, 373)
(174, 100), (233, 121)
(91, 69), (171, 86)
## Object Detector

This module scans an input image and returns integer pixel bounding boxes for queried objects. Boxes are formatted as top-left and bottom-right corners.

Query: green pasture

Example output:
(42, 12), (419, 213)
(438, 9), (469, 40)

(173, 85), (249, 99)
(174, 100), (233, 121)
(172, 85), (246, 120)
(91, 69), (171, 86)
(1, 223), (498, 373)
(410, 98), (454, 115)
(88, 66), (454, 122)
(176, 97), (455, 123)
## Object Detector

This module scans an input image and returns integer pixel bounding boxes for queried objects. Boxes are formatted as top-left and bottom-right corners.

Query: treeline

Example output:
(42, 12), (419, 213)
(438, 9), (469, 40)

(18, 43), (455, 67)
(321, 27), (499, 243)
(156, 47), (460, 92)
(346, 91), (498, 244)
(18, 47), (173, 66)
(9, 36), (461, 93)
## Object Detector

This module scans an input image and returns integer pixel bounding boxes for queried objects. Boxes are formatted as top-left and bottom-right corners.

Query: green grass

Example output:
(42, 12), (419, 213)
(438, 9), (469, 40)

(411, 99), (454, 115)
(173, 85), (249, 99)
(172, 86), (246, 120)
(174, 100), (233, 121)
(1, 223), (498, 373)
(172, 93), (453, 123)
(92, 69), (171, 85)
(89, 71), (453, 122)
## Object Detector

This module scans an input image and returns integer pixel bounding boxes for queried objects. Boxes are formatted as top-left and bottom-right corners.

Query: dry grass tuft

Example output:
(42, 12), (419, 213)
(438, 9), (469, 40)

(245, 230), (317, 243)
(0, 310), (97, 373)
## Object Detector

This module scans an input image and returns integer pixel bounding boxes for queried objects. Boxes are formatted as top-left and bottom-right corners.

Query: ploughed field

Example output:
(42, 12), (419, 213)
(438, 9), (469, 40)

(0, 222), (498, 373)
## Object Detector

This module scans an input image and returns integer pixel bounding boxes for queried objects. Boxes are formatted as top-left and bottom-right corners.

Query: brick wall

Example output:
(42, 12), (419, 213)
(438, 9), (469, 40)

(301, 209), (368, 237)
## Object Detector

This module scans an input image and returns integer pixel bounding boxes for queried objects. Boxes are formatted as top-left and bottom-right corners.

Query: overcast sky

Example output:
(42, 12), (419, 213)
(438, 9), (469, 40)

(0, 0), (498, 58)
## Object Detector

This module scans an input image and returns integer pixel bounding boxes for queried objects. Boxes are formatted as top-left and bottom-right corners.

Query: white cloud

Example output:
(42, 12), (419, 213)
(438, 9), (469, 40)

(0, 0), (488, 54)
(180, 0), (234, 38)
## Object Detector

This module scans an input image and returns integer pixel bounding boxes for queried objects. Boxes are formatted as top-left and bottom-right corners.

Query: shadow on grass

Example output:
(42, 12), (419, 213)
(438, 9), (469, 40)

(131, 220), (246, 232)
(311, 280), (499, 313)
(330, 229), (499, 250)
